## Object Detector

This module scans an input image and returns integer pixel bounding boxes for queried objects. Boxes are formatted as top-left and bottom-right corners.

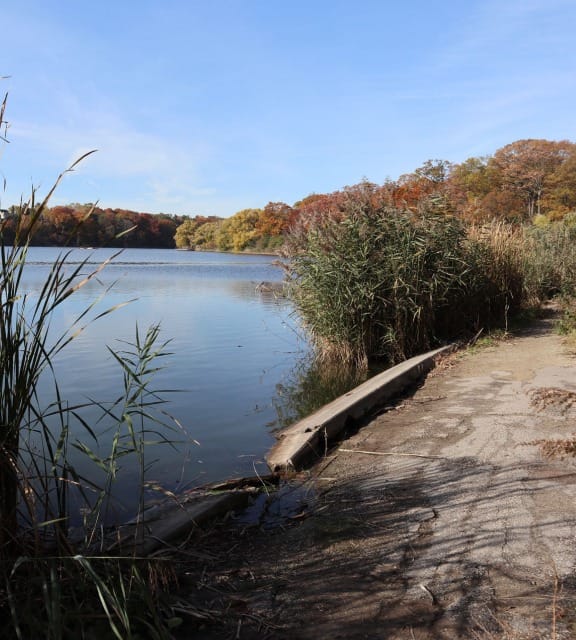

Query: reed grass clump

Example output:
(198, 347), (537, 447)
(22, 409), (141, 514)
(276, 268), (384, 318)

(0, 200), (181, 638)
(0, 99), (182, 635)
(465, 222), (525, 331)
(521, 222), (576, 301)
(286, 198), (527, 366)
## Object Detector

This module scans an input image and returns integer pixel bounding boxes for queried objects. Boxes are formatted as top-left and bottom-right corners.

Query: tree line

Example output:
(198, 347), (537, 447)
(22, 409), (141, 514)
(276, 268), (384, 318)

(3, 138), (575, 251)
(175, 138), (576, 252)
(281, 140), (576, 367)
(1, 204), (186, 248)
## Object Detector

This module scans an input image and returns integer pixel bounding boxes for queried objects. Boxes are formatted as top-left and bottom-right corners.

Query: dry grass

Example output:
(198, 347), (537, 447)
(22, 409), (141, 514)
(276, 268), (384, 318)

(529, 387), (576, 415)
(530, 435), (576, 459)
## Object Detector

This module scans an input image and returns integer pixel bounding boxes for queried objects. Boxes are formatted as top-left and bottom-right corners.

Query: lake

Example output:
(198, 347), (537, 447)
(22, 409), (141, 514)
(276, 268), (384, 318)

(20, 247), (321, 523)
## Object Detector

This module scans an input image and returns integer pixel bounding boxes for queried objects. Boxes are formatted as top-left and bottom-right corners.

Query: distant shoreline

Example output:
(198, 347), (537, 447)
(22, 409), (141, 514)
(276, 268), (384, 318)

(176, 247), (281, 257)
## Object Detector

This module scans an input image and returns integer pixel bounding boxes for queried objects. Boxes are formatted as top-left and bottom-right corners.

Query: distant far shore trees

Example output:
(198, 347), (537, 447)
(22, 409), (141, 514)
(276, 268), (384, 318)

(0, 204), (186, 248)
(174, 202), (293, 252)
(5, 138), (575, 251)
(175, 138), (576, 254)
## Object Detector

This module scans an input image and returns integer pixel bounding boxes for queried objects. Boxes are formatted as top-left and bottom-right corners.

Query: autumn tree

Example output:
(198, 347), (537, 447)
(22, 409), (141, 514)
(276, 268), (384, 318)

(256, 202), (291, 236)
(293, 181), (392, 233)
(21, 205), (185, 247)
(174, 218), (198, 248)
(491, 139), (575, 219)
(44, 206), (77, 244)
(541, 152), (576, 219)
(295, 192), (341, 220)
(174, 216), (223, 249)
(193, 220), (222, 250)
(446, 156), (497, 221)
(477, 189), (525, 222)
(394, 160), (452, 214)
(217, 208), (262, 252)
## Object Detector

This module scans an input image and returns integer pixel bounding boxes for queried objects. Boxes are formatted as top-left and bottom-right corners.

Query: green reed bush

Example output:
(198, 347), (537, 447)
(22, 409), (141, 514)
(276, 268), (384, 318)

(0, 165), (105, 553)
(286, 201), (527, 366)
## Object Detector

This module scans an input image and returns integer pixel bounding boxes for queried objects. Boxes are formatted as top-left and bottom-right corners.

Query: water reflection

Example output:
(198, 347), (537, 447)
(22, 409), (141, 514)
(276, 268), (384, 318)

(272, 355), (369, 429)
(19, 248), (382, 526)
(20, 248), (307, 523)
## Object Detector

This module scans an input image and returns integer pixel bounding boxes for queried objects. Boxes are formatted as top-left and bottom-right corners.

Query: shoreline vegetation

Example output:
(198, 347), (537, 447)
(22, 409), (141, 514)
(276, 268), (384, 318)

(285, 206), (576, 368)
(0, 188), (184, 637)
(3, 84), (576, 639)
(4, 139), (576, 261)
(1, 95), (184, 638)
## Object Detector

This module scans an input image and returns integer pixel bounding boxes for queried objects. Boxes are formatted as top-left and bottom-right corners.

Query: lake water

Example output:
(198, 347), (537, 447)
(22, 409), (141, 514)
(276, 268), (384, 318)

(20, 247), (320, 523)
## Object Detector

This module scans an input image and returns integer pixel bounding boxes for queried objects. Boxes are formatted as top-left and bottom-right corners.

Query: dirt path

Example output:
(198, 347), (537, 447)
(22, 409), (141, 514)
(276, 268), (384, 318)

(176, 316), (576, 639)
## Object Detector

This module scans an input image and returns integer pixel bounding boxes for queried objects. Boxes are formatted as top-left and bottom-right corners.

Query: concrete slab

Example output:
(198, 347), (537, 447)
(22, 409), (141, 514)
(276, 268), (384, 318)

(266, 345), (454, 472)
(110, 346), (452, 556)
(108, 490), (253, 556)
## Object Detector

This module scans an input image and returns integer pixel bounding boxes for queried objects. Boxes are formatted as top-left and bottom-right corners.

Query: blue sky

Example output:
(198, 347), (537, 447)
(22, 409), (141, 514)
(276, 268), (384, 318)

(1, 0), (575, 217)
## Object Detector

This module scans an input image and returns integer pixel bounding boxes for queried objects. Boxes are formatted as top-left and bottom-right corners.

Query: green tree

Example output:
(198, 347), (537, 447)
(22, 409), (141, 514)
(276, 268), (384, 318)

(447, 156), (498, 221)
(414, 158), (452, 184)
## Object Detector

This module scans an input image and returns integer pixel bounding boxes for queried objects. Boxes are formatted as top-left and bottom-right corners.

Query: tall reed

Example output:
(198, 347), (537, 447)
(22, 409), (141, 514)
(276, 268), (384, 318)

(0, 97), (182, 634)
(286, 198), (528, 366)
(0, 196), (183, 637)
(0, 162), (107, 553)
(521, 222), (576, 301)
(465, 221), (525, 332)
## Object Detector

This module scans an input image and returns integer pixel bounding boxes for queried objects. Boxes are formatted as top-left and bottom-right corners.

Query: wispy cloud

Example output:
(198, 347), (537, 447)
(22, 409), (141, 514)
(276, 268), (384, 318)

(9, 100), (220, 212)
